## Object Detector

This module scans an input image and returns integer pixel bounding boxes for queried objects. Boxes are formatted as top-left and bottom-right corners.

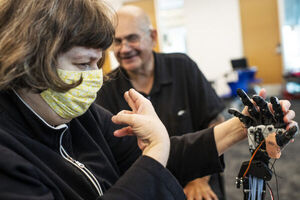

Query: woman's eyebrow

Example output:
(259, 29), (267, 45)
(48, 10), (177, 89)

(71, 52), (102, 61)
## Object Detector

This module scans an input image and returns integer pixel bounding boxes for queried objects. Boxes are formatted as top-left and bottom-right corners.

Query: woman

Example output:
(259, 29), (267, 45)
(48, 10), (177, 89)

(0, 0), (296, 199)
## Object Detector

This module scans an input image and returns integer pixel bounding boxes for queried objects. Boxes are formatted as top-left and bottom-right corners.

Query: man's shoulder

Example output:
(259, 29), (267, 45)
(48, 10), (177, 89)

(106, 67), (122, 79)
(155, 52), (199, 73)
(101, 67), (124, 89)
(156, 52), (191, 62)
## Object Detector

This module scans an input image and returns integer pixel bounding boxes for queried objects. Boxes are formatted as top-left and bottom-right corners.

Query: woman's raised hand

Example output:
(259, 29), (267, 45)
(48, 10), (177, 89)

(112, 89), (170, 167)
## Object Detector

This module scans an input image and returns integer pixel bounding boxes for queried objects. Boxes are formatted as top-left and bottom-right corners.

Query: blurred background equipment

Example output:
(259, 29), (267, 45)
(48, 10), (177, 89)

(227, 58), (261, 97)
(283, 71), (300, 99)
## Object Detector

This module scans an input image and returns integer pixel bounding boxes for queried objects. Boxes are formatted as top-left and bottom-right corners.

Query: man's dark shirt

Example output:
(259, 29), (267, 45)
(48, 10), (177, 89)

(96, 52), (225, 136)
(96, 52), (226, 199)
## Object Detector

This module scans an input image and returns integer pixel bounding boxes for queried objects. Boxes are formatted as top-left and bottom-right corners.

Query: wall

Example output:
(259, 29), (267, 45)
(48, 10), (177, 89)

(184, 0), (243, 81)
(105, 0), (123, 9)
(123, 0), (160, 52)
(106, 0), (244, 81)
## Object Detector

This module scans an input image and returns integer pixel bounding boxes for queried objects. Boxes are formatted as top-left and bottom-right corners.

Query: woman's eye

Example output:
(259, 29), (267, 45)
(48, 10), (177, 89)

(77, 63), (92, 71)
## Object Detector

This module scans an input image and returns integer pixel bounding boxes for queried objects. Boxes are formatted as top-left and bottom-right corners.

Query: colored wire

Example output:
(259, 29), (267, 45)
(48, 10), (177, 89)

(243, 140), (265, 178)
(267, 182), (274, 200)
(270, 159), (280, 200)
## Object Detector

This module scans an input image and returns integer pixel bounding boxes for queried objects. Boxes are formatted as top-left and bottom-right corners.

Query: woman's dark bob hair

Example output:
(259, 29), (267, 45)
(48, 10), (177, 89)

(0, 0), (115, 92)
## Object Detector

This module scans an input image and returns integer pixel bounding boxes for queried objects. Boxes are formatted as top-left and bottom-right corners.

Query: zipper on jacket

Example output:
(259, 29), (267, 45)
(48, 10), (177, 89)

(13, 90), (103, 196)
(59, 127), (103, 197)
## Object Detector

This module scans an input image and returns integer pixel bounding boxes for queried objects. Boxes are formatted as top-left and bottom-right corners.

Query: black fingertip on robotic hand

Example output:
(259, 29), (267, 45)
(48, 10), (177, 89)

(275, 126), (298, 147)
(228, 108), (256, 127)
(270, 96), (285, 128)
(252, 95), (275, 125)
(236, 88), (260, 119)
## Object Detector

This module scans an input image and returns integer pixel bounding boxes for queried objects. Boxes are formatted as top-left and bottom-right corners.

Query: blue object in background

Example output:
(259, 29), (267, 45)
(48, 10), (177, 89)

(284, 0), (300, 26)
(228, 67), (260, 97)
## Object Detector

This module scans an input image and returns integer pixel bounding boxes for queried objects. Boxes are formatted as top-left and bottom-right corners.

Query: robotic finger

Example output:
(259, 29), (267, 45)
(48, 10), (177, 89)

(252, 95), (276, 125)
(228, 108), (256, 127)
(276, 125), (299, 148)
(237, 89), (260, 120)
(270, 96), (285, 128)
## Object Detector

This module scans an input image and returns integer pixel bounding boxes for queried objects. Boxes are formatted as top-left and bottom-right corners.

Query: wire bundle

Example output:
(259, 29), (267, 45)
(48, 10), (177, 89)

(248, 175), (264, 200)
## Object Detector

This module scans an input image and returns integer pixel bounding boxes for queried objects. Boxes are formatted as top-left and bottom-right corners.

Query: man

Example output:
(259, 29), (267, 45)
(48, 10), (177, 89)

(96, 5), (226, 200)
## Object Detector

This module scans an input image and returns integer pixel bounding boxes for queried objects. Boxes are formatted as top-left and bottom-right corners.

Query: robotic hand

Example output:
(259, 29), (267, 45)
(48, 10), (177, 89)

(229, 89), (298, 153)
(228, 89), (298, 200)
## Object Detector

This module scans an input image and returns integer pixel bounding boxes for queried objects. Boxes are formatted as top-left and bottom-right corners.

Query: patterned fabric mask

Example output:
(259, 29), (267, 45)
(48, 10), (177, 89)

(41, 68), (103, 119)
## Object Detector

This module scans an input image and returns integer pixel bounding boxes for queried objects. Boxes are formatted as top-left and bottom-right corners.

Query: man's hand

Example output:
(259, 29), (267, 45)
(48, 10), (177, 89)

(184, 176), (218, 200)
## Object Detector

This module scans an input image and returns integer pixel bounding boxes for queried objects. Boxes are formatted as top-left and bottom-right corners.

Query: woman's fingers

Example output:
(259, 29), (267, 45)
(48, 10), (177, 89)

(284, 110), (295, 123)
(112, 110), (135, 126)
(124, 88), (149, 114)
(128, 89), (144, 109)
(258, 88), (267, 99)
(128, 89), (153, 113)
(280, 100), (291, 113)
(114, 126), (133, 137)
(286, 120), (298, 130)
(124, 91), (137, 112)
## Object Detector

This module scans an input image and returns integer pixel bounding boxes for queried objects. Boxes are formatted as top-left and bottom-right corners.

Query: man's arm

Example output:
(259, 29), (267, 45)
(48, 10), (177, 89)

(180, 55), (226, 199)
(183, 114), (225, 200)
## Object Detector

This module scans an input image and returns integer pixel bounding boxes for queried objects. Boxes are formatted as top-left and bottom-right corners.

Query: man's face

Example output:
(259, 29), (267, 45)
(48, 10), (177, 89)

(113, 17), (155, 72)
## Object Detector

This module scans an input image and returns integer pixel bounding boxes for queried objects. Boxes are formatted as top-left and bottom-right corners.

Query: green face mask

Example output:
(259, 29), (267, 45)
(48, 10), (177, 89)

(41, 68), (103, 119)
